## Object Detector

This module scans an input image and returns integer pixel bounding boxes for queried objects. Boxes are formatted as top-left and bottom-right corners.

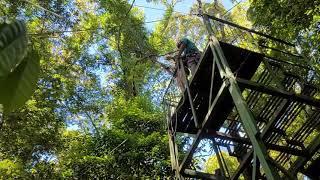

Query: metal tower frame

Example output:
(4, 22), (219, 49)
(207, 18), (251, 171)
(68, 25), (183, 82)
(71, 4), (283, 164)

(163, 5), (320, 180)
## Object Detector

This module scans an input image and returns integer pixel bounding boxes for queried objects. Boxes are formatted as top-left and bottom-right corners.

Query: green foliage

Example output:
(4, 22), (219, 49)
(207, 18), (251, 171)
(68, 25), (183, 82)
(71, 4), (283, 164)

(0, 99), (63, 164)
(103, 94), (170, 178)
(0, 0), (173, 178)
(56, 94), (171, 178)
(106, 92), (165, 132)
(0, 51), (40, 112)
(247, 0), (320, 71)
(0, 21), (28, 77)
(247, 0), (317, 37)
(205, 152), (240, 177)
(0, 20), (40, 112)
(0, 159), (25, 179)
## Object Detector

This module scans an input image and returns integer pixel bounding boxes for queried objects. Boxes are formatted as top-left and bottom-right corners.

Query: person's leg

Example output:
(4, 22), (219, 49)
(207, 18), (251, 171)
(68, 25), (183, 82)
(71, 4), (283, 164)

(176, 70), (185, 92)
(187, 56), (198, 76)
(190, 52), (201, 76)
(189, 61), (197, 76)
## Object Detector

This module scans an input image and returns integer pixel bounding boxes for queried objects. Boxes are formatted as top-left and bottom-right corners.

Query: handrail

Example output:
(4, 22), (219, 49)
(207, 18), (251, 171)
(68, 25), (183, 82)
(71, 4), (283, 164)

(204, 14), (295, 47)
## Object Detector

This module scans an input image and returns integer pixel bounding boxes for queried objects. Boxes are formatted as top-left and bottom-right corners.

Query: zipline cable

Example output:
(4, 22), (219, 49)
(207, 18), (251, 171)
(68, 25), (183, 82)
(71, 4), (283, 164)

(133, 4), (187, 15)
(27, 28), (103, 36)
(23, 0), (64, 19)
(221, 0), (242, 17)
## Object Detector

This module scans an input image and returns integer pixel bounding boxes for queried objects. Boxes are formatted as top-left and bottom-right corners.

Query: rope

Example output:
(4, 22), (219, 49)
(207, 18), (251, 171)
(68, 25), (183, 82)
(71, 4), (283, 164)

(133, 4), (187, 15)
(77, 137), (128, 177)
(23, 0), (64, 19)
(126, 0), (136, 16)
(221, 0), (242, 17)
(145, 14), (188, 24)
(28, 14), (191, 37)
(27, 28), (103, 36)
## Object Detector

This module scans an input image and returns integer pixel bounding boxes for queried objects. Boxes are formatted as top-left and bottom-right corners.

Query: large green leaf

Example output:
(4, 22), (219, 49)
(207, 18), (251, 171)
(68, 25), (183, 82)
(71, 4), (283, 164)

(0, 51), (40, 113)
(0, 21), (28, 77)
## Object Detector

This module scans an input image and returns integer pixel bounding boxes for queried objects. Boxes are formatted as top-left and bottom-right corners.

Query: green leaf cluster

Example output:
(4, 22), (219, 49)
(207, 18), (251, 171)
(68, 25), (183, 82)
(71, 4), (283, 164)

(0, 20), (40, 112)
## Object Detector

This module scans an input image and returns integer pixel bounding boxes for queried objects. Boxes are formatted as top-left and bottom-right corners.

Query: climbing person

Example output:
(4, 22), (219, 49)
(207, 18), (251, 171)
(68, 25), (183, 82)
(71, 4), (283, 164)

(175, 37), (201, 76)
(165, 37), (200, 91)
(164, 54), (185, 91)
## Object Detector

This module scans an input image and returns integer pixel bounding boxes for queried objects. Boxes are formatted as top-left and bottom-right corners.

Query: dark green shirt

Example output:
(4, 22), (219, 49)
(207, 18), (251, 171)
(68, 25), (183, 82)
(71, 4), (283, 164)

(180, 38), (199, 56)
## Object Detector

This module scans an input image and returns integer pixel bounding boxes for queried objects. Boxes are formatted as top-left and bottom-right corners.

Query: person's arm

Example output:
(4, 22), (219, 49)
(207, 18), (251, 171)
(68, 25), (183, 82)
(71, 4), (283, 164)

(163, 65), (174, 75)
(165, 54), (175, 60)
(152, 59), (174, 75)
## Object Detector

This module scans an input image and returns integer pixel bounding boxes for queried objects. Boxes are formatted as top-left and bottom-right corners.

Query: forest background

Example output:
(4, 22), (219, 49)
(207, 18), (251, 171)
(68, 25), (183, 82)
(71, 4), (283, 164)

(0, 0), (319, 179)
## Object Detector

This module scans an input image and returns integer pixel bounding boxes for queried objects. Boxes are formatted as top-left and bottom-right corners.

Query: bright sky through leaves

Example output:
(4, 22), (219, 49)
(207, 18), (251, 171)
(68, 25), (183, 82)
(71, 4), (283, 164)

(136, 0), (234, 30)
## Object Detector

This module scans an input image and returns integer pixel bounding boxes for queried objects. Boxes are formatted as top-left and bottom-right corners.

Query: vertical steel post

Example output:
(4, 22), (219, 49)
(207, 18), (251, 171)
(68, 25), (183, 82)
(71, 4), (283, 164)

(212, 139), (227, 178)
(289, 133), (320, 173)
(178, 58), (199, 128)
(195, 1), (281, 178)
(209, 56), (216, 109)
(252, 153), (257, 180)
(209, 37), (281, 179)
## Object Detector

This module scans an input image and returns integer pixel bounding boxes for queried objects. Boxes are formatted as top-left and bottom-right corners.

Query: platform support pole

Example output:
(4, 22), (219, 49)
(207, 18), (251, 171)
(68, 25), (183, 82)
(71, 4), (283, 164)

(289, 133), (320, 174)
(179, 58), (199, 128)
(209, 37), (281, 180)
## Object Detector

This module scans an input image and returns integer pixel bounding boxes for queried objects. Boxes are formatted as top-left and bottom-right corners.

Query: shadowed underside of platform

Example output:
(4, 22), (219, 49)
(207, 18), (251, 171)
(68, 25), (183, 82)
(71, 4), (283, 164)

(172, 42), (263, 134)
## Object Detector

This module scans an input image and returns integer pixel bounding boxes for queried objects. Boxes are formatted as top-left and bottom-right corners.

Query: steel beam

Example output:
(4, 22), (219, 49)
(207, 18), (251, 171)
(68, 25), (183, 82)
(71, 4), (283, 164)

(204, 14), (295, 47)
(289, 133), (320, 174)
(268, 158), (297, 180)
(252, 153), (258, 180)
(183, 169), (223, 180)
(232, 98), (291, 179)
(231, 150), (253, 180)
(206, 131), (307, 157)
(236, 78), (320, 107)
(264, 55), (310, 70)
(209, 37), (281, 179)
(179, 83), (227, 172)
(261, 58), (285, 90)
(209, 53), (216, 109)
(259, 44), (302, 58)
(179, 58), (199, 128)
(212, 139), (227, 177)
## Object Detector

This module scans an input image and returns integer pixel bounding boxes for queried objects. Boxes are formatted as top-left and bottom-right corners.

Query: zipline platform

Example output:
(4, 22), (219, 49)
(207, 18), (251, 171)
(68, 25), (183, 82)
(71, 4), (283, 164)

(170, 41), (263, 134)
(164, 15), (320, 179)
